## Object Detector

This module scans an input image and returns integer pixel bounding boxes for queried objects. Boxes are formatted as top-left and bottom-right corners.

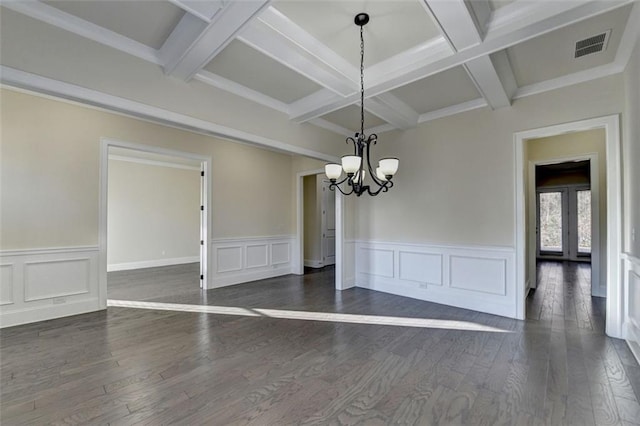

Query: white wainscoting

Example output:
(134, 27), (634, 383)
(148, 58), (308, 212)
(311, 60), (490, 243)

(0, 246), (100, 328)
(107, 256), (199, 272)
(623, 253), (640, 363)
(211, 236), (294, 288)
(355, 241), (517, 318)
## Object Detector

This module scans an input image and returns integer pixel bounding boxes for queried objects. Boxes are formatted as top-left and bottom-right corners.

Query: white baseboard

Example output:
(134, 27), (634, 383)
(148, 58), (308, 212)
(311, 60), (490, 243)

(0, 298), (101, 328)
(304, 259), (324, 268)
(211, 235), (295, 290)
(355, 240), (517, 318)
(107, 256), (199, 272)
(0, 246), (101, 328)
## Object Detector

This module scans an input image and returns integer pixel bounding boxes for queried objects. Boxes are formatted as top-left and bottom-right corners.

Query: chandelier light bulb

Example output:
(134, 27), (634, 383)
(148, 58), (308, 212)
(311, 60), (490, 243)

(341, 155), (362, 174)
(325, 163), (343, 180)
(376, 167), (388, 182)
(379, 158), (399, 177)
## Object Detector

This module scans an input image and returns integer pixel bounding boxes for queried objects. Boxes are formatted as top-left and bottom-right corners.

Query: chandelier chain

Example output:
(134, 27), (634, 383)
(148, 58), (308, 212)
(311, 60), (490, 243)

(360, 24), (365, 138)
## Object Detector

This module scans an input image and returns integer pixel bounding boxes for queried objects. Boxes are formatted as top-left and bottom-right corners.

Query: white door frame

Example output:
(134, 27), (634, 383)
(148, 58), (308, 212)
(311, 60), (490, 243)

(98, 137), (213, 308)
(528, 154), (601, 297)
(514, 114), (621, 337)
(295, 169), (345, 290)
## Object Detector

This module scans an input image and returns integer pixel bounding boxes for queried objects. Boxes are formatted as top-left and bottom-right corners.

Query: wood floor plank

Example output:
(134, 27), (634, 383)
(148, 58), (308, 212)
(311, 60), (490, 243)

(1, 261), (637, 425)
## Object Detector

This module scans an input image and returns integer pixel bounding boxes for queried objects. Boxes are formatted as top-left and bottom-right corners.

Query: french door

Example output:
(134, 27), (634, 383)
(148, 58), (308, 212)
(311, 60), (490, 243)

(537, 185), (591, 261)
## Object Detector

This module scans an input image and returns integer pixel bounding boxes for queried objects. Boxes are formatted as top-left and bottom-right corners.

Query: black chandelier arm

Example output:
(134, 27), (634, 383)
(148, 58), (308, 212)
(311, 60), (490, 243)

(366, 179), (394, 196)
(330, 181), (355, 196)
(363, 133), (386, 187)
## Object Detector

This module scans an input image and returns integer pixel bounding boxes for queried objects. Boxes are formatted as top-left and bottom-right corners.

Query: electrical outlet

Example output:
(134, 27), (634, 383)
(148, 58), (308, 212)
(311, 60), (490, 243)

(419, 283), (428, 289)
(52, 297), (66, 305)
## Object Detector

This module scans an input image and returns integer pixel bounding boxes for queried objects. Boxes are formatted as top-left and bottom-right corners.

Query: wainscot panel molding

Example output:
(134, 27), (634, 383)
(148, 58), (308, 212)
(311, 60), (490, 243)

(623, 253), (640, 363)
(107, 256), (200, 272)
(355, 241), (517, 318)
(210, 236), (294, 288)
(0, 246), (100, 328)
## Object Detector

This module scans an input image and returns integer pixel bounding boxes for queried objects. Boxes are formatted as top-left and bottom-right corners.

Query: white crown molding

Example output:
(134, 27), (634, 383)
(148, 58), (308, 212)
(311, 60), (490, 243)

(0, 66), (339, 163)
(1, 0), (160, 65)
(194, 70), (289, 114)
(108, 154), (201, 171)
(418, 98), (487, 124)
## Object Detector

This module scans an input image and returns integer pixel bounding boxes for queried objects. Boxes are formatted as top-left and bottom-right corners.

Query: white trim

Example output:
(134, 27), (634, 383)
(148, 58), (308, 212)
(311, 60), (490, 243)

(108, 154), (201, 171)
(1, 299), (101, 329)
(365, 123), (397, 136)
(167, 0), (224, 23)
(107, 256), (199, 272)
(194, 70), (289, 114)
(418, 98), (488, 124)
(100, 138), (213, 308)
(1, 1), (160, 64)
(304, 259), (324, 268)
(211, 235), (294, 244)
(308, 118), (352, 137)
(0, 246), (99, 257)
(0, 67), (338, 162)
(527, 154), (602, 297)
(514, 114), (622, 335)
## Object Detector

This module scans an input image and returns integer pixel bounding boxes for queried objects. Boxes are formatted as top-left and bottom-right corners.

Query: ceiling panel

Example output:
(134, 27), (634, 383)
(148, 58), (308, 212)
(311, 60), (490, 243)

(204, 40), (322, 104)
(389, 66), (481, 115)
(488, 0), (517, 11)
(322, 105), (387, 131)
(272, 0), (441, 67)
(507, 4), (631, 87)
(43, 1), (184, 49)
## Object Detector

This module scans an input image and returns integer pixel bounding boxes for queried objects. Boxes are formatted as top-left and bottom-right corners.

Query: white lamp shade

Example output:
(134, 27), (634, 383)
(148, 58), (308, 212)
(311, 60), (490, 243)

(376, 167), (388, 181)
(325, 163), (342, 180)
(341, 155), (362, 174)
(379, 158), (399, 176)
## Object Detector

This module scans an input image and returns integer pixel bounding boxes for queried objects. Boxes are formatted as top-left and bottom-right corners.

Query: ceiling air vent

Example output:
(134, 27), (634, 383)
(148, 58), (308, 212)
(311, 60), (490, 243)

(574, 30), (611, 58)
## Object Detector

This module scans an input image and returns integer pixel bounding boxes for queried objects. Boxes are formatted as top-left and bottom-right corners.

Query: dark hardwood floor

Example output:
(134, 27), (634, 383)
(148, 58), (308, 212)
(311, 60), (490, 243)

(2, 261), (640, 425)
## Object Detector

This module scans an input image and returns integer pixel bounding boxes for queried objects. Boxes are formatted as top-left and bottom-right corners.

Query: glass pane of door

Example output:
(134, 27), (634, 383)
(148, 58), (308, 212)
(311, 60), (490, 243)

(539, 192), (563, 252)
(577, 190), (591, 254)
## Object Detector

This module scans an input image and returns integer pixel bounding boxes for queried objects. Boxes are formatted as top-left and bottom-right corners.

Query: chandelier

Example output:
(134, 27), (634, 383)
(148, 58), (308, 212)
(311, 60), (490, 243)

(324, 13), (399, 197)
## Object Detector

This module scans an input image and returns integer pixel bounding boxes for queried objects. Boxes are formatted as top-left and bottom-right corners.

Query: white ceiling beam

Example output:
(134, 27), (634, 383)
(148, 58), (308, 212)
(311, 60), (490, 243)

(290, 0), (631, 122)
(166, 0), (225, 23)
(1, 0), (160, 64)
(424, 0), (515, 109)
(161, 0), (270, 81)
(365, 93), (419, 130)
(240, 7), (420, 130)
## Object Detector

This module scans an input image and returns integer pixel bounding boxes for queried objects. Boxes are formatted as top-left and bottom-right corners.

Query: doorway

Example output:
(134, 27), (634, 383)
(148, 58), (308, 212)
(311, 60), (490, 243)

(98, 138), (212, 307)
(302, 173), (336, 273)
(514, 114), (621, 337)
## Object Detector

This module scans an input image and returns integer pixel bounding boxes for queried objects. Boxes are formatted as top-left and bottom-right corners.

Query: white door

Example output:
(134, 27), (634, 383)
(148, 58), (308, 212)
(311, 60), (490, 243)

(321, 179), (336, 266)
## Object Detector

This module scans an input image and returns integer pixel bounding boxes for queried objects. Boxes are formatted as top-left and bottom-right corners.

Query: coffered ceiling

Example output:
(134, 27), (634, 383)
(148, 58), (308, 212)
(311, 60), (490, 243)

(2, 0), (639, 137)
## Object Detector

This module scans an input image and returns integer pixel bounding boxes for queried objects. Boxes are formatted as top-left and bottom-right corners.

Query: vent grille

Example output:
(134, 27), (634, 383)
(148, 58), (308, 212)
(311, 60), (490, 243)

(575, 30), (611, 58)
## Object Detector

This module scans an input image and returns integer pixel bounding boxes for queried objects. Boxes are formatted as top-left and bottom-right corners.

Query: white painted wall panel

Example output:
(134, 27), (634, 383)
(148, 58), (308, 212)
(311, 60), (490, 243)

(216, 246), (242, 273)
(24, 258), (90, 301)
(360, 248), (394, 278)
(449, 256), (507, 295)
(0, 264), (14, 305)
(246, 244), (268, 269)
(399, 251), (442, 285)
(271, 242), (290, 265)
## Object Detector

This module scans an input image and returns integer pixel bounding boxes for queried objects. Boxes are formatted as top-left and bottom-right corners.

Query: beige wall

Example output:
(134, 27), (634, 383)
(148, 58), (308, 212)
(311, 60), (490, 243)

(0, 88), (299, 249)
(353, 75), (623, 247)
(107, 159), (200, 266)
(623, 37), (640, 258)
(526, 129), (607, 289)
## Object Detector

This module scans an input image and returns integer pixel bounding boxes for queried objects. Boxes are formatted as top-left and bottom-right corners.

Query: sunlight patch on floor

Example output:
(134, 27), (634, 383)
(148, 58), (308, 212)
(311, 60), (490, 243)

(107, 299), (511, 333)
